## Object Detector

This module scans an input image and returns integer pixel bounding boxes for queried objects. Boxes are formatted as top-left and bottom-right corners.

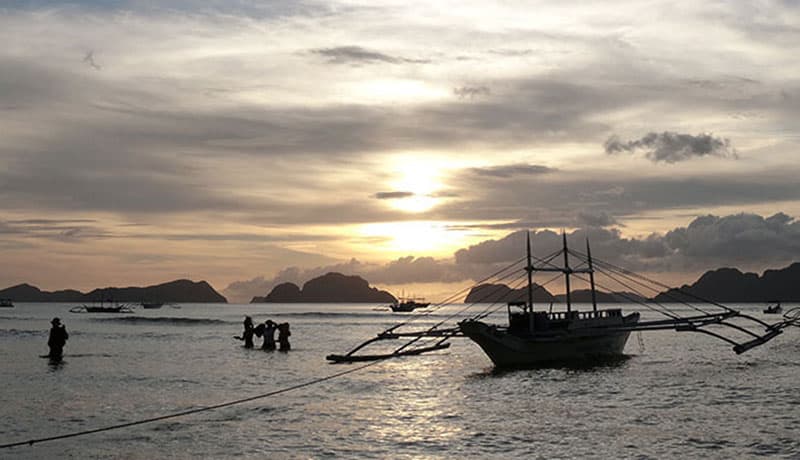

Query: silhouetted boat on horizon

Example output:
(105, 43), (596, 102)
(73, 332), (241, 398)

(71, 297), (134, 314)
(141, 301), (164, 309)
(0, 299), (13, 308)
(389, 297), (430, 312)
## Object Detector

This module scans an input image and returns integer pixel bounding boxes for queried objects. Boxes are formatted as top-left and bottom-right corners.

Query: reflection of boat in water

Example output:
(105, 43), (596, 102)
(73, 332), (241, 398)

(329, 231), (798, 367)
(764, 301), (782, 314)
(0, 299), (13, 308)
(389, 298), (430, 312)
(141, 301), (164, 309)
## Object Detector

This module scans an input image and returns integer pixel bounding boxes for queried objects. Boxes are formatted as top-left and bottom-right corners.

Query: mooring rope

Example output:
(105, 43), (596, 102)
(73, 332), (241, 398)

(0, 360), (382, 450)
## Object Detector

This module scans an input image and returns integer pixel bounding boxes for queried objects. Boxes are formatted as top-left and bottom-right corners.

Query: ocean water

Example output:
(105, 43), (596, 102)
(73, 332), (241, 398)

(1, 302), (799, 459)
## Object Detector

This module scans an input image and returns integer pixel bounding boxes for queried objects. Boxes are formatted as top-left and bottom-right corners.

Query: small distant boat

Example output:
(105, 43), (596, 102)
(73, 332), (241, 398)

(141, 301), (164, 309)
(0, 299), (13, 308)
(764, 301), (782, 314)
(70, 299), (133, 314)
(389, 297), (430, 312)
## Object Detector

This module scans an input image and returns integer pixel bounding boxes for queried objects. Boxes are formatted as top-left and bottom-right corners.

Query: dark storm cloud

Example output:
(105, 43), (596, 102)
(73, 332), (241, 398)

(309, 46), (430, 65)
(374, 191), (414, 200)
(604, 132), (737, 163)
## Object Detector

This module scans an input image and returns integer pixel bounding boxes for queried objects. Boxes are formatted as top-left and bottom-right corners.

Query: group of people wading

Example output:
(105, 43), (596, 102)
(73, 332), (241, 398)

(237, 316), (291, 351)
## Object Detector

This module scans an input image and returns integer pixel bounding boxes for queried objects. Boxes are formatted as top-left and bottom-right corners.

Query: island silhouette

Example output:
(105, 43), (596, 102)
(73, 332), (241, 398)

(0, 279), (227, 303)
(251, 272), (396, 303)
(466, 262), (800, 303)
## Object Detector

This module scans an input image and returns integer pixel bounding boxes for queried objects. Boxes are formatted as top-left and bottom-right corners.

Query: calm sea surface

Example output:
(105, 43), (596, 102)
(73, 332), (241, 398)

(1, 302), (799, 459)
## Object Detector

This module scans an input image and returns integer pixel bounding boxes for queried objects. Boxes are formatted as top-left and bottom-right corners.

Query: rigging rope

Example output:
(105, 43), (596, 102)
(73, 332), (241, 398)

(0, 360), (383, 450)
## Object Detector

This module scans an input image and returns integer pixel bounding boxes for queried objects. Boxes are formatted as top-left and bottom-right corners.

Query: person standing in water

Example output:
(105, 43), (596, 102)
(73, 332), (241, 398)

(47, 317), (68, 360)
(236, 316), (255, 349)
(277, 322), (291, 351)
(261, 320), (277, 351)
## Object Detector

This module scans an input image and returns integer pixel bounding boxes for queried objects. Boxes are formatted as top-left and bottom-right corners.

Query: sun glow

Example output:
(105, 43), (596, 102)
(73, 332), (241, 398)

(387, 158), (448, 213)
(359, 221), (468, 256)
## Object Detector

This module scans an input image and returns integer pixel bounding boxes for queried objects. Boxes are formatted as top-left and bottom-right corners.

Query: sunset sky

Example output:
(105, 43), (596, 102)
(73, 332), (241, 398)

(2, 1), (800, 302)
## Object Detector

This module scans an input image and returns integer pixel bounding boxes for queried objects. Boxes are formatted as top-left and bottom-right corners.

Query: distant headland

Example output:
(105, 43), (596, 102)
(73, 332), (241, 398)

(251, 272), (396, 303)
(465, 262), (800, 303)
(0, 279), (227, 303)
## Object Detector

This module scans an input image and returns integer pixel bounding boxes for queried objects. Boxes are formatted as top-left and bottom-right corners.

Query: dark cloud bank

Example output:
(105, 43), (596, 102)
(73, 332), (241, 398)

(605, 131), (737, 163)
(224, 212), (800, 302)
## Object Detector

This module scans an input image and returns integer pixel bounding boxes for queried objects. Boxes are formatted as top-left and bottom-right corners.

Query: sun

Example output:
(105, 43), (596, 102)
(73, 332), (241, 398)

(387, 157), (447, 213)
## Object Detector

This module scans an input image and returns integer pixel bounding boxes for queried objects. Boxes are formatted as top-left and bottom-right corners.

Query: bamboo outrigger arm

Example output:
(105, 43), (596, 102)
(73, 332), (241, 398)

(326, 327), (461, 363)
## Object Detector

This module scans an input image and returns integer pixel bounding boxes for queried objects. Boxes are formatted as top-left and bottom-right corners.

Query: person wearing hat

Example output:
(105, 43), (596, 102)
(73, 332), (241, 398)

(47, 317), (69, 359)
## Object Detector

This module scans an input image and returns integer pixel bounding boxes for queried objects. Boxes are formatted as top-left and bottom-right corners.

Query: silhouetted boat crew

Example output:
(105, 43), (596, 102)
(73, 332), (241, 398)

(235, 316), (255, 348)
(47, 317), (69, 360)
(277, 323), (291, 351)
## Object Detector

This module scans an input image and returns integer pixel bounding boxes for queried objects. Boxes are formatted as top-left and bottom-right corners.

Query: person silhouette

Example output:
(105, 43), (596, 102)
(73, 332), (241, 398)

(277, 322), (291, 351)
(236, 316), (255, 349)
(47, 317), (69, 360)
(261, 320), (277, 351)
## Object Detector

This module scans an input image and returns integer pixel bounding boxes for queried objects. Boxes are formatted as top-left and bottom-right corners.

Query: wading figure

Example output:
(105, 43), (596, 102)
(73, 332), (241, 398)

(47, 317), (69, 360)
(261, 320), (277, 351)
(236, 316), (255, 349)
(277, 322), (291, 351)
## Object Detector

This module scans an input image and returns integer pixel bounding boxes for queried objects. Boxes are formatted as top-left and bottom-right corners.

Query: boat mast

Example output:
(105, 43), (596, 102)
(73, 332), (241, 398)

(562, 231), (572, 312)
(526, 231), (533, 312)
(586, 238), (597, 313)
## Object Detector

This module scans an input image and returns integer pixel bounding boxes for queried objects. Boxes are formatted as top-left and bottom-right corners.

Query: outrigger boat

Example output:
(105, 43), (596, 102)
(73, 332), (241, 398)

(328, 232), (800, 368)
(764, 301), (782, 314)
(70, 300), (134, 314)
(389, 297), (430, 312)
(141, 301), (164, 309)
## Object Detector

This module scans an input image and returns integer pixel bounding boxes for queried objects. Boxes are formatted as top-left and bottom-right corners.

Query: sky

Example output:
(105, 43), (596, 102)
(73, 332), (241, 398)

(1, 1), (800, 302)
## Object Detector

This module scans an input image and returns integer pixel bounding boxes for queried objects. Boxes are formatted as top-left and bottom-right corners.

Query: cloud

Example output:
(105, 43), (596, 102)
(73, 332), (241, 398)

(576, 210), (618, 228)
(83, 50), (101, 70)
(223, 211), (800, 301)
(309, 46), (430, 65)
(604, 131), (738, 163)
(374, 191), (414, 200)
(468, 163), (555, 178)
(453, 86), (490, 99)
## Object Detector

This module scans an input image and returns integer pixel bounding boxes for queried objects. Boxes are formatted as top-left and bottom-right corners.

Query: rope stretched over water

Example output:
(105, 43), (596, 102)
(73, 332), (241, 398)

(0, 360), (382, 450)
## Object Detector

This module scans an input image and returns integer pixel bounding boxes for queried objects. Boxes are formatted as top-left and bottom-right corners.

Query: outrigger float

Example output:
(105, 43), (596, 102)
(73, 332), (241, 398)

(327, 232), (800, 368)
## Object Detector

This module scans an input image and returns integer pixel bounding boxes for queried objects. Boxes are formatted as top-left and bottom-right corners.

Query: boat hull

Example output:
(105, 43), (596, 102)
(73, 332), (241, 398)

(459, 315), (639, 368)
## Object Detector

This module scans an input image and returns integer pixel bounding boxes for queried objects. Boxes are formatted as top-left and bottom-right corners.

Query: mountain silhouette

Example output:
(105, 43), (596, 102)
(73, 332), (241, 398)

(464, 283), (556, 303)
(251, 272), (396, 303)
(0, 279), (227, 303)
(553, 289), (649, 303)
(653, 262), (800, 302)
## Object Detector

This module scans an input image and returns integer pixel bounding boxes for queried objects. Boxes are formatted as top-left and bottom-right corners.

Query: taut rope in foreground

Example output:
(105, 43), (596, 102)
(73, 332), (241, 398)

(0, 360), (382, 450)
